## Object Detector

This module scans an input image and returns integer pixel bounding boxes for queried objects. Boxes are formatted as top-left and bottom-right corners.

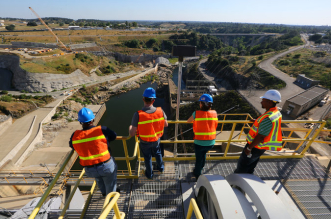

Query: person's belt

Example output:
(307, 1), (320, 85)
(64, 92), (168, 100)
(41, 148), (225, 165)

(84, 158), (111, 168)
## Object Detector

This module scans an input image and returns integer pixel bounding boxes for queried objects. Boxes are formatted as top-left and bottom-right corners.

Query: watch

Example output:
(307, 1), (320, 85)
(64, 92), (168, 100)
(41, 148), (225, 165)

(246, 147), (252, 151)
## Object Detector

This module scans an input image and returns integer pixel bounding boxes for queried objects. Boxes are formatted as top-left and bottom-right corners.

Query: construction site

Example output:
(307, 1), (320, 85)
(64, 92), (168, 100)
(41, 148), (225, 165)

(1, 7), (331, 219)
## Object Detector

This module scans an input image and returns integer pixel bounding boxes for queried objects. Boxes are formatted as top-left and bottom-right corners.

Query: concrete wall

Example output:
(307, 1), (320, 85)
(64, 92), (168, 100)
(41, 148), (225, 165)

(0, 115), (12, 137)
(114, 52), (171, 64)
(69, 43), (97, 49)
(0, 116), (36, 168)
(0, 55), (101, 92)
(11, 42), (58, 49)
(15, 96), (72, 166)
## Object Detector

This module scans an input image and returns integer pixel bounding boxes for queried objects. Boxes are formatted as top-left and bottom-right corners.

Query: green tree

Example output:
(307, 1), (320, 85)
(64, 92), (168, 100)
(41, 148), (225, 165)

(132, 22), (138, 27)
(59, 22), (64, 26)
(5, 25), (15, 31)
(27, 21), (38, 26)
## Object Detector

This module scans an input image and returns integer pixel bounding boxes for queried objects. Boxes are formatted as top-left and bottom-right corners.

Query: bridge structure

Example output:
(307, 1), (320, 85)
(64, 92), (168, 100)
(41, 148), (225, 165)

(1, 115), (330, 219)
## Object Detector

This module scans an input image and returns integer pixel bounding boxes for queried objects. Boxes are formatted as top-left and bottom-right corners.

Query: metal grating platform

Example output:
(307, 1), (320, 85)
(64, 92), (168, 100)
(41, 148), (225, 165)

(136, 161), (179, 181)
(127, 180), (184, 219)
(178, 157), (331, 182)
(283, 179), (331, 219)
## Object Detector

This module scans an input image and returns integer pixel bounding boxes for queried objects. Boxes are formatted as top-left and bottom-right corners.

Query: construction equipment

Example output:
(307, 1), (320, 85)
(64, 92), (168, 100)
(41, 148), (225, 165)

(29, 7), (71, 52)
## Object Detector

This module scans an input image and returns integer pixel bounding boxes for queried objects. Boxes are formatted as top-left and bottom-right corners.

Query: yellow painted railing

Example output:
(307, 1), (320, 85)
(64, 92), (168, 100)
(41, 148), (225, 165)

(28, 150), (75, 219)
(99, 192), (125, 219)
(58, 169), (85, 219)
(186, 198), (203, 219)
(27, 118), (328, 218)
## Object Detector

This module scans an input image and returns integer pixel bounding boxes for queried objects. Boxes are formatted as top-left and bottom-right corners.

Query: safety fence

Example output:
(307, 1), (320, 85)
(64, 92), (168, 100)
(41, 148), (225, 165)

(27, 117), (328, 218)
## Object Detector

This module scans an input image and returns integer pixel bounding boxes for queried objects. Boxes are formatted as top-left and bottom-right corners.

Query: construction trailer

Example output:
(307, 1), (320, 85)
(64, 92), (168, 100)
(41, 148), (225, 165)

(282, 85), (329, 118)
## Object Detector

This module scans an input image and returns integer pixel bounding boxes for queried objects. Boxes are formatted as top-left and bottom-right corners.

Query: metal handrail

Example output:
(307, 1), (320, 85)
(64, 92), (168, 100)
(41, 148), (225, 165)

(28, 150), (75, 219)
(28, 119), (327, 218)
(58, 169), (85, 219)
(186, 198), (203, 219)
(99, 192), (125, 219)
(80, 181), (97, 219)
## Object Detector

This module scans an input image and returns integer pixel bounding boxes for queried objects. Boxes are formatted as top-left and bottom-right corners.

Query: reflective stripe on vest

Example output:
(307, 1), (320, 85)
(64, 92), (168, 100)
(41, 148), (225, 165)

(79, 150), (109, 160)
(246, 107), (283, 151)
(72, 135), (106, 144)
(137, 107), (165, 142)
(72, 126), (110, 166)
(193, 110), (218, 141)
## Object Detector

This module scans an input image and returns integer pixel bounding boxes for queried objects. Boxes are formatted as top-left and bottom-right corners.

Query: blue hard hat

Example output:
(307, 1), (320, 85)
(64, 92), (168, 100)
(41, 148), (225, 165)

(143, 87), (156, 98)
(78, 107), (95, 123)
(199, 94), (213, 103)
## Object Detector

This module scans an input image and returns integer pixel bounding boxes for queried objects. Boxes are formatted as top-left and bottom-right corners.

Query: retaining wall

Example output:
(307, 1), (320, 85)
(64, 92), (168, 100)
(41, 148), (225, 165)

(114, 52), (171, 64)
(0, 116), (36, 168)
(15, 96), (72, 166)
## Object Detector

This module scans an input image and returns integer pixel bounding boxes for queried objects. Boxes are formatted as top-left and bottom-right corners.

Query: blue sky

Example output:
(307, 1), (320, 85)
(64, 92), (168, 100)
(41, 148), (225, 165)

(1, 0), (330, 26)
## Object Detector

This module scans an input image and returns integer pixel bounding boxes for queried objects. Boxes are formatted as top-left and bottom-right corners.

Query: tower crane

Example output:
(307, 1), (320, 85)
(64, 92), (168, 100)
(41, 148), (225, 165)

(29, 7), (72, 52)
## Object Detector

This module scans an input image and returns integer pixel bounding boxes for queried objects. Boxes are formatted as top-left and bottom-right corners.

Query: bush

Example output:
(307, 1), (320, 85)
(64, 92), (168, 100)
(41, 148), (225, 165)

(5, 25), (15, 31)
(258, 55), (264, 60)
(1, 90), (8, 94)
(52, 113), (60, 120)
(1, 95), (12, 102)
(293, 54), (301, 59)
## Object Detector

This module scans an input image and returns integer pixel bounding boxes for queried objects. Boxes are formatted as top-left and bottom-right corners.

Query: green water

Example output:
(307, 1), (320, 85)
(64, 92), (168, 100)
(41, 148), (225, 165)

(71, 81), (165, 171)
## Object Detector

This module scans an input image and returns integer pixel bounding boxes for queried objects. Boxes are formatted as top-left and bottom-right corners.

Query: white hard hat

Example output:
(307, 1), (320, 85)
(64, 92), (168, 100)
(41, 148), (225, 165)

(260, 90), (281, 102)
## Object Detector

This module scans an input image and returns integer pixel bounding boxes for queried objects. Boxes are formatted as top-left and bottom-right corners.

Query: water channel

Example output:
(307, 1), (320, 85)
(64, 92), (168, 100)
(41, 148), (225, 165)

(172, 67), (186, 89)
(72, 81), (166, 171)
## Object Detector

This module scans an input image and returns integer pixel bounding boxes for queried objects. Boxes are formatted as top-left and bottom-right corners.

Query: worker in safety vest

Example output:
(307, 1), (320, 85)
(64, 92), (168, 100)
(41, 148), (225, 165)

(234, 90), (283, 174)
(69, 107), (117, 196)
(187, 94), (218, 179)
(129, 87), (168, 179)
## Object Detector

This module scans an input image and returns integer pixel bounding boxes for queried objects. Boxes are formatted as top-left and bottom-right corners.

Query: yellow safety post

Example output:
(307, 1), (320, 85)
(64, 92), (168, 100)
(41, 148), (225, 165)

(293, 129), (312, 155)
(122, 139), (132, 175)
(80, 181), (97, 219)
(186, 198), (203, 219)
(28, 150), (74, 219)
(99, 192), (125, 219)
(221, 114), (226, 132)
(237, 115), (249, 140)
(58, 169), (85, 219)
(224, 122), (237, 157)
(300, 121), (326, 155)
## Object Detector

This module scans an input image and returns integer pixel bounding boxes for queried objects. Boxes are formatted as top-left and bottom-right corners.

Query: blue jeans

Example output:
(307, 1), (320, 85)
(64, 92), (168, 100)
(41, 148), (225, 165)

(140, 139), (164, 179)
(84, 156), (117, 195)
(194, 144), (214, 178)
(234, 143), (266, 174)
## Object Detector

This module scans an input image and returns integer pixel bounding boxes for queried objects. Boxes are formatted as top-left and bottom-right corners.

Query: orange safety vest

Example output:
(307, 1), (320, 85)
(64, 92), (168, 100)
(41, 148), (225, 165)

(246, 107), (283, 151)
(72, 126), (110, 167)
(193, 110), (218, 140)
(137, 107), (165, 142)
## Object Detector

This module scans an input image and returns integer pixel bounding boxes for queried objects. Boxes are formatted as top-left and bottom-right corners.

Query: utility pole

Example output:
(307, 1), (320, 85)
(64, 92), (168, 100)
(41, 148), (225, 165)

(172, 45), (196, 157)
